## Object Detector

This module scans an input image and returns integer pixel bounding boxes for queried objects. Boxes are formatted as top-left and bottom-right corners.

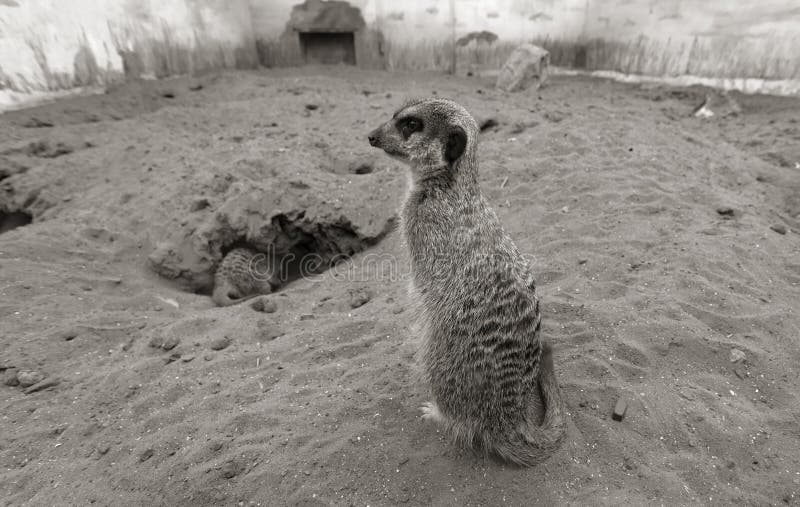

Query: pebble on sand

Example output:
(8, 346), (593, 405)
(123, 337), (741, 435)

(612, 398), (628, 421)
(61, 328), (81, 341)
(348, 287), (372, 309)
(140, 449), (154, 462)
(716, 206), (736, 217)
(770, 224), (787, 235)
(729, 348), (746, 363)
(210, 336), (232, 351)
(16, 370), (45, 388)
(251, 297), (278, 313)
(3, 368), (20, 386)
(221, 460), (239, 479)
(161, 335), (180, 351)
(256, 321), (285, 341)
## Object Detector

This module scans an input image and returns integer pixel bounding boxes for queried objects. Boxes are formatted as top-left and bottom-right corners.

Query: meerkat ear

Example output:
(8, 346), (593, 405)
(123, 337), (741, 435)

(445, 126), (467, 165)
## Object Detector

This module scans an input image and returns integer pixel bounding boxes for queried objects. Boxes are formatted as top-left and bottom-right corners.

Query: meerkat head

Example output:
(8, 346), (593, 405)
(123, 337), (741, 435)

(368, 98), (480, 182)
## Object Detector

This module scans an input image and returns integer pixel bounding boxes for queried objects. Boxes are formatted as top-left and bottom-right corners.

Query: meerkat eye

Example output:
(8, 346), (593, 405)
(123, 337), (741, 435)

(400, 118), (423, 138)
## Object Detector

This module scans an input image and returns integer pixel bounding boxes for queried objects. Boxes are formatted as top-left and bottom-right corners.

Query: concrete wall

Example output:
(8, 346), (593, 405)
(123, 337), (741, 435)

(252, 0), (800, 80)
(1, 0), (799, 109)
(0, 0), (257, 108)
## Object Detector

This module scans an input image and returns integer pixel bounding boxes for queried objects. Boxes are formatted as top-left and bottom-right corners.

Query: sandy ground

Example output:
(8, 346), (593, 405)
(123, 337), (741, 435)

(1, 67), (799, 506)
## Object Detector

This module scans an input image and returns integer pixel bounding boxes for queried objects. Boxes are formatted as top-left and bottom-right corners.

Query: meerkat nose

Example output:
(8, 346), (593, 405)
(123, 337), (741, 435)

(368, 129), (380, 147)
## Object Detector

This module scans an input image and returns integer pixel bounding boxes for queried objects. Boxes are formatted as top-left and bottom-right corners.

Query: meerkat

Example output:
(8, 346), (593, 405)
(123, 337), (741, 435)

(212, 247), (281, 306)
(368, 98), (567, 466)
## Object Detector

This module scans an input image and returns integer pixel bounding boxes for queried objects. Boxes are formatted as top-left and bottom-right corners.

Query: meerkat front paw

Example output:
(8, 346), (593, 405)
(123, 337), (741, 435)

(420, 401), (444, 423)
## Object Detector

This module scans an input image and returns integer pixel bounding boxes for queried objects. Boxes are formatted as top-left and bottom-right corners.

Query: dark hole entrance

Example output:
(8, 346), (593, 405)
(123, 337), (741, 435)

(299, 32), (356, 65)
(0, 211), (32, 234)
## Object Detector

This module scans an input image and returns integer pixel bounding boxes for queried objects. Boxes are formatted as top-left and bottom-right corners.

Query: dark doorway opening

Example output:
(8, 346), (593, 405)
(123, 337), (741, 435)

(299, 32), (356, 65)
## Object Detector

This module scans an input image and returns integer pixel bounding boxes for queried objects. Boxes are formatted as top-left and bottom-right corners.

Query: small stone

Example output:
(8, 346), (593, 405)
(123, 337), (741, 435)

(348, 287), (372, 309)
(204, 354), (214, 361)
(221, 461), (238, 479)
(24, 378), (60, 394)
(97, 444), (110, 455)
(190, 198), (210, 212)
(161, 335), (180, 351)
(4, 368), (20, 386)
(210, 336), (231, 351)
(61, 328), (81, 341)
(256, 321), (285, 341)
(148, 336), (164, 348)
(479, 118), (499, 132)
(188, 82), (203, 91)
(578, 258), (588, 265)
(716, 206), (735, 217)
(770, 224), (787, 235)
(164, 353), (181, 364)
(16, 370), (44, 388)
(349, 162), (374, 175)
(305, 104), (319, 111)
(140, 448), (154, 462)
(299, 314), (315, 321)
(612, 398), (627, 421)
(729, 348), (746, 363)
(251, 298), (277, 313)
(391, 306), (405, 314)
(181, 354), (195, 363)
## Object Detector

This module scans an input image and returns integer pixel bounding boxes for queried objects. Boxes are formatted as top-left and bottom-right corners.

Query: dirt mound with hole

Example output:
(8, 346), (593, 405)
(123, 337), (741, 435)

(148, 167), (398, 293)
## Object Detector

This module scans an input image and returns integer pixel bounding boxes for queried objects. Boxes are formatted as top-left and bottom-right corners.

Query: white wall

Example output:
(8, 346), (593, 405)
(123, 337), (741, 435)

(0, 0), (255, 107)
(1, 0), (799, 110)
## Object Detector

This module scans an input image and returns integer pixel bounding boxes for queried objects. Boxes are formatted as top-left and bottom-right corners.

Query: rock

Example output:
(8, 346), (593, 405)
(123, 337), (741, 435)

(251, 297), (278, 313)
(181, 354), (196, 363)
(16, 370), (44, 388)
(210, 336), (232, 351)
(299, 314), (315, 321)
(716, 206), (736, 217)
(190, 198), (210, 212)
(221, 460), (239, 479)
(188, 82), (203, 91)
(24, 378), (60, 394)
(348, 287), (372, 309)
(770, 224), (787, 235)
(256, 321), (285, 342)
(140, 448), (154, 462)
(149, 336), (164, 348)
(349, 162), (374, 175)
(612, 398), (627, 421)
(164, 352), (181, 364)
(60, 328), (81, 341)
(729, 348), (746, 363)
(479, 118), (499, 132)
(97, 444), (110, 455)
(305, 104), (319, 111)
(161, 335), (180, 351)
(3, 368), (20, 386)
(496, 44), (550, 92)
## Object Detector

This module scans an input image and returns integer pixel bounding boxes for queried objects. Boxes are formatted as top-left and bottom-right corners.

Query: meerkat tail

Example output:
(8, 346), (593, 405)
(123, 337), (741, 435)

(211, 283), (260, 307)
(489, 341), (567, 467)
